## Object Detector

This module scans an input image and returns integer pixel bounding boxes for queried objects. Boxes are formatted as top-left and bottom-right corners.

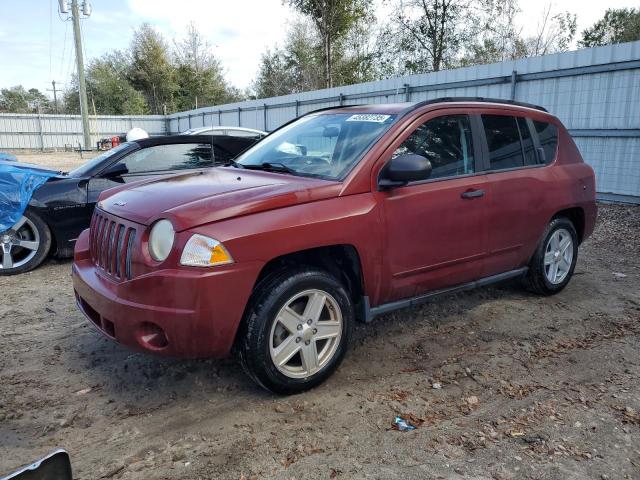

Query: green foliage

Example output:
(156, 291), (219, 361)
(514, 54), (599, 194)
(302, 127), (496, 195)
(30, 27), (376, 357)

(579, 8), (640, 47)
(286, 0), (373, 88)
(64, 52), (148, 115)
(128, 23), (177, 114)
(0, 86), (52, 113)
(173, 23), (242, 110)
(380, 0), (577, 74)
(252, 20), (324, 98)
(252, 5), (378, 99)
(59, 22), (242, 116)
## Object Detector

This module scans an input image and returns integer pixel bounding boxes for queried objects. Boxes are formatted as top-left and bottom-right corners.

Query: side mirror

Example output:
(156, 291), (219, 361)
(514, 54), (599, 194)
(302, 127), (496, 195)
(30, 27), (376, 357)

(101, 162), (128, 179)
(379, 153), (432, 190)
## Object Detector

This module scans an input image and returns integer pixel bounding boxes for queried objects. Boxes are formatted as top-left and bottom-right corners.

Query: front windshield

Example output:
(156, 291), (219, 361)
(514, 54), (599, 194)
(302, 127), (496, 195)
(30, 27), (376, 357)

(236, 113), (397, 180)
(68, 143), (134, 177)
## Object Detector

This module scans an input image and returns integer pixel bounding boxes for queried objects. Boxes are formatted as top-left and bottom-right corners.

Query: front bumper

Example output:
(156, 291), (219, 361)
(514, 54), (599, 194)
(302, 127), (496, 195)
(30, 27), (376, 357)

(72, 230), (262, 358)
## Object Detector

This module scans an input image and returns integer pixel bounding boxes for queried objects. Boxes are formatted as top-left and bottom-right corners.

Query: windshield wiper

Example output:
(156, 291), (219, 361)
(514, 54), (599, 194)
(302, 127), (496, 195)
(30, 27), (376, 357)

(242, 162), (295, 174)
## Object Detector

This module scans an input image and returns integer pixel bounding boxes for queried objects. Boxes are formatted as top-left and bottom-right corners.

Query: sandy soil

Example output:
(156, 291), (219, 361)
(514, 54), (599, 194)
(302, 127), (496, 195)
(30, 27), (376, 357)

(9, 150), (100, 172)
(1, 204), (639, 480)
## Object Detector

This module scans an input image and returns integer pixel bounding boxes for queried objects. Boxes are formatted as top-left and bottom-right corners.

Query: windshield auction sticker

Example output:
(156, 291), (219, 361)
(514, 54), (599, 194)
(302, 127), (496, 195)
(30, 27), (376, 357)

(346, 114), (391, 123)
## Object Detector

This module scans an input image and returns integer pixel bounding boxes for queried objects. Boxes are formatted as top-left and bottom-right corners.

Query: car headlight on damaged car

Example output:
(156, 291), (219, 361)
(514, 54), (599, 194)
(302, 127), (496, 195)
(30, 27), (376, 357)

(148, 219), (175, 262)
(180, 234), (233, 267)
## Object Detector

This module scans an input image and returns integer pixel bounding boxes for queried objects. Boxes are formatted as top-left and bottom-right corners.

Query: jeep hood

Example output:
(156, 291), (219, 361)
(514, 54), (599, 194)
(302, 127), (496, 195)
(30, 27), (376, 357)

(99, 168), (341, 231)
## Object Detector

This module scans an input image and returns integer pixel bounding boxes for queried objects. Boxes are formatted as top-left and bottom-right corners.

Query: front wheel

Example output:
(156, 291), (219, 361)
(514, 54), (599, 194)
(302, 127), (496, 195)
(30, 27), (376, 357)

(238, 268), (353, 394)
(525, 217), (578, 295)
(0, 209), (51, 276)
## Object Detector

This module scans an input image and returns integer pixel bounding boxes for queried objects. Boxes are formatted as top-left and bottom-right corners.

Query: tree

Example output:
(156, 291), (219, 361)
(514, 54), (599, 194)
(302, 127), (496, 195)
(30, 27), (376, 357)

(579, 8), (640, 47)
(460, 0), (527, 66)
(128, 24), (176, 114)
(252, 12), (379, 98)
(381, 0), (577, 73)
(287, 0), (372, 88)
(382, 0), (483, 74)
(252, 47), (298, 98)
(173, 22), (242, 110)
(0, 86), (52, 113)
(64, 52), (148, 115)
(522, 5), (576, 57)
(252, 19), (324, 98)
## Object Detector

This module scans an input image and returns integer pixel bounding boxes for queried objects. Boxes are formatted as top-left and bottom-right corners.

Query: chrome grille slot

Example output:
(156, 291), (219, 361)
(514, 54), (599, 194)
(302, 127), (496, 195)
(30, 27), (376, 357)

(125, 230), (136, 280)
(89, 210), (138, 281)
(115, 226), (125, 278)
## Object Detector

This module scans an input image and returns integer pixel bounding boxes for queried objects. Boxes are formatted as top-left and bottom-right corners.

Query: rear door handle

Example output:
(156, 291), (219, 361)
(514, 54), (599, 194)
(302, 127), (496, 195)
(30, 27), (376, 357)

(461, 189), (485, 199)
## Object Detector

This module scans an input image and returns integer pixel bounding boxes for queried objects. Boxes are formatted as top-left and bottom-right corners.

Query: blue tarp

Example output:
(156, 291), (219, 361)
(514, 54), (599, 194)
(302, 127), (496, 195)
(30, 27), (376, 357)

(0, 161), (59, 233)
(0, 152), (17, 162)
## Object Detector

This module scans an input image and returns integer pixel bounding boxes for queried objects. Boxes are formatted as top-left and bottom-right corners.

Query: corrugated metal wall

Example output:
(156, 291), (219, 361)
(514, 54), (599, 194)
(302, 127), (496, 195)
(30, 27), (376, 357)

(0, 114), (166, 149)
(168, 41), (640, 201)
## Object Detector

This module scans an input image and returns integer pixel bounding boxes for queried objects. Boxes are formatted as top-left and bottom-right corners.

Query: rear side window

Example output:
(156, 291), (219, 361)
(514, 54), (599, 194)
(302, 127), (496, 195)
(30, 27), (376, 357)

(119, 143), (213, 174)
(394, 114), (475, 179)
(533, 121), (558, 164)
(481, 115), (525, 170)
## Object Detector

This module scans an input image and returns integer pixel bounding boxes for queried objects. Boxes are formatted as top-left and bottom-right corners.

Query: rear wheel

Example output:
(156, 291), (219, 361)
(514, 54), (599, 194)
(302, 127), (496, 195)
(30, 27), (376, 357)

(238, 268), (353, 394)
(525, 217), (578, 295)
(0, 210), (51, 276)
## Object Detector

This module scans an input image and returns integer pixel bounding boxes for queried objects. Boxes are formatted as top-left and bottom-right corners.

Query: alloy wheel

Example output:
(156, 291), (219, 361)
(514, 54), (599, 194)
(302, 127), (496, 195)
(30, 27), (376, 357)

(269, 289), (343, 379)
(544, 227), (573, 284)
(0, 216), (40, 270)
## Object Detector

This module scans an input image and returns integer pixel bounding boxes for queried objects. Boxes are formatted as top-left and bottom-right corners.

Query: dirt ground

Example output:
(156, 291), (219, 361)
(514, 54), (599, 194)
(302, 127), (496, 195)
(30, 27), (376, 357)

(1, 199), (639, 479)
(8, 149), (99, 172)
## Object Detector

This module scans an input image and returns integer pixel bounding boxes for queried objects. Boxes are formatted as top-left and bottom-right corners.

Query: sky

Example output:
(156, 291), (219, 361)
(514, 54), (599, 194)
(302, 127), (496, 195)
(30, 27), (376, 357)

(0, 0), (638, 98)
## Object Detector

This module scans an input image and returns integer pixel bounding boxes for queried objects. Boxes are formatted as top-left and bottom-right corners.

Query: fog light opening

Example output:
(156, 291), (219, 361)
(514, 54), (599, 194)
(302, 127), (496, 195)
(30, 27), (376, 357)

(137, 322), (169, 350)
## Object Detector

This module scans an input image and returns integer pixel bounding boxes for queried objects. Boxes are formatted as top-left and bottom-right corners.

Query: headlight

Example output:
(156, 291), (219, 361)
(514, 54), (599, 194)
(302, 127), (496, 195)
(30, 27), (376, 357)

(180, 234), (233, 267)
(148, 219), (175, 262)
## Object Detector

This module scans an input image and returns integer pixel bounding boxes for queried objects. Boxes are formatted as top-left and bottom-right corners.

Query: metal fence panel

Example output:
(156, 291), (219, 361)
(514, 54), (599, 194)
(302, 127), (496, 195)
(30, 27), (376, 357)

(1, 42), (638, 200)
(165, 41), (640, 200)
(0, 114), (166, 149)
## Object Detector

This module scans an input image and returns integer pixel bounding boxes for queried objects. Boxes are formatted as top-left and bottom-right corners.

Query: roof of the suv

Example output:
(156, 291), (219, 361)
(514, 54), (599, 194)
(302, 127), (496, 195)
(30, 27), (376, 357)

(313, 97), (547, 116)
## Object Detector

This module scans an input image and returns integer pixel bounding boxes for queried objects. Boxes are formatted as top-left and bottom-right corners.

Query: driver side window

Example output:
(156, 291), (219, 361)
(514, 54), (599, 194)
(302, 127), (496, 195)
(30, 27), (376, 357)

(393, 115), (475, 180)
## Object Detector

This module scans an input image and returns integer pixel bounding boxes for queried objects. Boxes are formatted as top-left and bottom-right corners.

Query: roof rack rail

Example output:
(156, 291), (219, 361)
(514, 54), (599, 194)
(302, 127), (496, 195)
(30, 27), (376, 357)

(411, 96), (548, 112)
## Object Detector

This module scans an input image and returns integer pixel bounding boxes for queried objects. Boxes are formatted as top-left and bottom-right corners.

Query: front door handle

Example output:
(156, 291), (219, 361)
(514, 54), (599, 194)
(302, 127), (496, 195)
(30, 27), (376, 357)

(461, 189), (485, 199)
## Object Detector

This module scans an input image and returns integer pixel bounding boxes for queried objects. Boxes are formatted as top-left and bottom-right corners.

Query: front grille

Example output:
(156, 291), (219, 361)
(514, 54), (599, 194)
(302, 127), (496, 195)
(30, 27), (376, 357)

(90, 210), (137, 280)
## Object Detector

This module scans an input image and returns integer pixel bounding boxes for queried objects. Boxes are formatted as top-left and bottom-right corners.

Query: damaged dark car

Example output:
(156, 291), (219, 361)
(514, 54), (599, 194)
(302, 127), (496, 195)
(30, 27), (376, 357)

(0, 135), (256, 275)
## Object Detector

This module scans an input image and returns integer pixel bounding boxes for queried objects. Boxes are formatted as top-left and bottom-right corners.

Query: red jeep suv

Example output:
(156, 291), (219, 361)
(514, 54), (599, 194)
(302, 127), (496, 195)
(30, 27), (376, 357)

(73, 98), (597, 394)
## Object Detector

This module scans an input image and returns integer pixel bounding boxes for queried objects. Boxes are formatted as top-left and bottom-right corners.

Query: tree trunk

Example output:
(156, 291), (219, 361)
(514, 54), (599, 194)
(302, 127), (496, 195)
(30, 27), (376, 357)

(325, 33), (332, 88)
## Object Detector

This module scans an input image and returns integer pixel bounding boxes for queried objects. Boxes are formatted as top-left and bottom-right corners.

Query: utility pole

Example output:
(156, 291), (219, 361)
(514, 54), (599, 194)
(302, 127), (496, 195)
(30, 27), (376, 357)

(51, 81), (59, 114)
(46, 80), (60, 114)
(70, 0), (91, 149)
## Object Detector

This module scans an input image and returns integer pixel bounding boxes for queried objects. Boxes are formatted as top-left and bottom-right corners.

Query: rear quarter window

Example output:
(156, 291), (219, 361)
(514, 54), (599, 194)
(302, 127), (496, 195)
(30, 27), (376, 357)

(533, 121), (558, 164)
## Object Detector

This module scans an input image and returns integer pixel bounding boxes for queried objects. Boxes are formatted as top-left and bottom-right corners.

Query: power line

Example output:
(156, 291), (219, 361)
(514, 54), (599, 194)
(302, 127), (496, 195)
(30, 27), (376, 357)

(49, 0), (53, 81)
(59, 20), (69, 81)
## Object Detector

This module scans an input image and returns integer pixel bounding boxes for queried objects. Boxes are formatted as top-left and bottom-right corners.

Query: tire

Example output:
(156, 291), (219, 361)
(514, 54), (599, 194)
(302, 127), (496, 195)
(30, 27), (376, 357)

(238, 267), (354, 394)
(0, 209), (52, 276)
(525, 217), (578, 295)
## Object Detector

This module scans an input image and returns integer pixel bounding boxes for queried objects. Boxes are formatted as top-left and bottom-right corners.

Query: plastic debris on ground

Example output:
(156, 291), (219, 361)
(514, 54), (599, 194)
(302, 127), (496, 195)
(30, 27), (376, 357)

(0, 161), (60, 232)
(392, 415), (417, 431)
